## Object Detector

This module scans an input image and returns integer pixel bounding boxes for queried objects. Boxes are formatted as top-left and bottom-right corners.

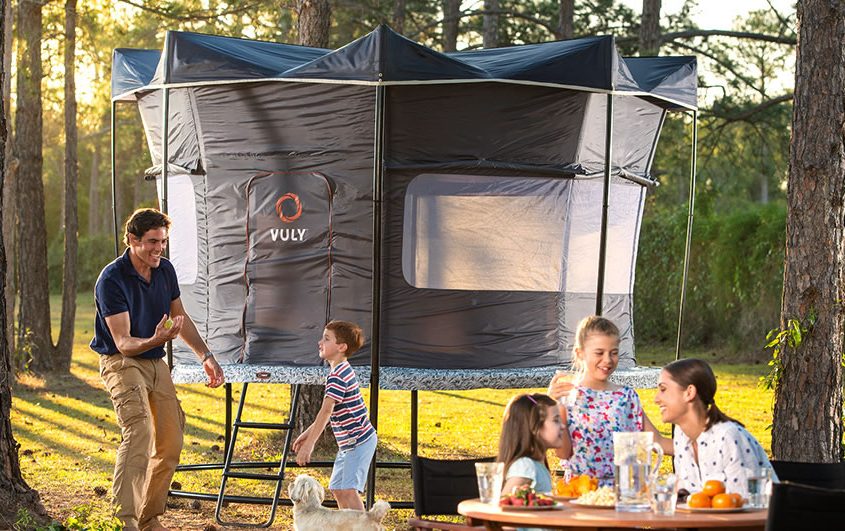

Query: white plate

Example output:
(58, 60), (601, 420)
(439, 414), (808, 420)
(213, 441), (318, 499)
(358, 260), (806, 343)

(551, 495), (577, 502)
(569, 500), (615, 510)
(676, 503), (753, 513)
(500, 502), (565, 511)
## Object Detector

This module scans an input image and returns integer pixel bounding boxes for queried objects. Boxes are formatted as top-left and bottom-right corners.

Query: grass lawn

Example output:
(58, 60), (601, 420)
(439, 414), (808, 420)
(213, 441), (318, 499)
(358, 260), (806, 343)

(8, 295), (773, 530)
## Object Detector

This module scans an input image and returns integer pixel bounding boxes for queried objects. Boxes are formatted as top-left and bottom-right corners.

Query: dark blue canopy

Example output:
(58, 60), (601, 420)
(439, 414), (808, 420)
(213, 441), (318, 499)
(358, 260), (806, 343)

(113, 25), (696, 108)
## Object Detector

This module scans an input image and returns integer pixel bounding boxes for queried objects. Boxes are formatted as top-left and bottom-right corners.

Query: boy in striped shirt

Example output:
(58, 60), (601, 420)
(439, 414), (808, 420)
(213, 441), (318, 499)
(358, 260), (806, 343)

(292, 320), (377, 510)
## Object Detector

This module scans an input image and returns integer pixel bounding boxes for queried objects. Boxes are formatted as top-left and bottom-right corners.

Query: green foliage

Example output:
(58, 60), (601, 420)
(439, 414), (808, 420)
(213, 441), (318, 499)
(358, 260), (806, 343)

(48, 234), (115, 294)
(13, 327), (35, 372)
(760, 314), (814, 392)
(759, 314), (816, 433)
(52, 503), (122, 531)
(634, 200), (786, 352)
(14, 503), (122, 531)
(760, 314), (816, 390)
(13, 508), (40, 531)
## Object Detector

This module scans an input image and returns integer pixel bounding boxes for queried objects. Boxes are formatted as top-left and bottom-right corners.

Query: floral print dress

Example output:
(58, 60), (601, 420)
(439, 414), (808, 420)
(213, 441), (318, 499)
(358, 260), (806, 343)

(565, 386), (644, 486)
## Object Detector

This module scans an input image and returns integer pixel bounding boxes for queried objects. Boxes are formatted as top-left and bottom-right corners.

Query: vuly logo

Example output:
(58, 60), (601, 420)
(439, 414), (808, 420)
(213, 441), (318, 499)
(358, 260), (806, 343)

(270, 192), (307, 242)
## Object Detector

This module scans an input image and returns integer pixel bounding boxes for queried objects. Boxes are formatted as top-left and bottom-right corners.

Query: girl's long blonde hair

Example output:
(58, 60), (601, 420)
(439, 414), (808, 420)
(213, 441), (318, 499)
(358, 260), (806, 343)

(497, 393), (557, 477)
(570, 315), (620, 380)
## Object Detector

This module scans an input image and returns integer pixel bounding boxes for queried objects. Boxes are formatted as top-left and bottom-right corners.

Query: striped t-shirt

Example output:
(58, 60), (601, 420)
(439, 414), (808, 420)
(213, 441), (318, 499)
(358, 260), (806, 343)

(325, 360), (376, 451)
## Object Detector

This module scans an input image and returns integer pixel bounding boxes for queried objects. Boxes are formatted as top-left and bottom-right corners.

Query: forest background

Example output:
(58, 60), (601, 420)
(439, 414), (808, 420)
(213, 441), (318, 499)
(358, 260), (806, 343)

(2, 0), (796, 369)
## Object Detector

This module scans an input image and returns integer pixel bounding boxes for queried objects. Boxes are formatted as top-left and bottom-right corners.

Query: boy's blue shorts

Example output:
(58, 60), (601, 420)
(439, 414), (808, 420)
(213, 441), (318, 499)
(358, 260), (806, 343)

(329, 433), (378, 493)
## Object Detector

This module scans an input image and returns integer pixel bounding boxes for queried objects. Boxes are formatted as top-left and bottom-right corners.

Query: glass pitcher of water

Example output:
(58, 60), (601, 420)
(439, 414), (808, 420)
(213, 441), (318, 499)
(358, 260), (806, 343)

(613, 432), (663, 512)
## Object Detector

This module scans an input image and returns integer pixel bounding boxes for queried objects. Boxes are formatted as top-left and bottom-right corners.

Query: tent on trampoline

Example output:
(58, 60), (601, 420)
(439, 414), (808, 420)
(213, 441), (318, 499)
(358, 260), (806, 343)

(110, 26), (698, 518)
(111, 26), (697, 391)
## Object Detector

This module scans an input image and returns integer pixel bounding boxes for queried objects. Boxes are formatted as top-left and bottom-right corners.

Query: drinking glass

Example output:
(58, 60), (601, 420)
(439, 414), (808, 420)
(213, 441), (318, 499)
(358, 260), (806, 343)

(553, 368), (579, 406)
(745, 466), (773, 509)
(651, 472), (677, 516)
(475, 462), (504, 504)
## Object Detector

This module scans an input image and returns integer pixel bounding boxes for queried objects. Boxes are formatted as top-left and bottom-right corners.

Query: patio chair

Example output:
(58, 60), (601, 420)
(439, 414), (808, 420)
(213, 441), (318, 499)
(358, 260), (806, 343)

(770, 460), (845, 489)
(407, 455), (493, 531)
(765, 481), (845, 530)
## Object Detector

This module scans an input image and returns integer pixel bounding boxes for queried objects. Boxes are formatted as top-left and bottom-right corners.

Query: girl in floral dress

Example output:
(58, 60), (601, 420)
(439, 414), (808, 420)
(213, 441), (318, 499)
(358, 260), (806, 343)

(547, 316), (671, 486)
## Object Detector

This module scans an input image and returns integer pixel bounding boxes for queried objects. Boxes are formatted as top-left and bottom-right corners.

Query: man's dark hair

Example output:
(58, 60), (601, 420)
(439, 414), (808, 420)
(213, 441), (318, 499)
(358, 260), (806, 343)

(123, 208), (172, 247)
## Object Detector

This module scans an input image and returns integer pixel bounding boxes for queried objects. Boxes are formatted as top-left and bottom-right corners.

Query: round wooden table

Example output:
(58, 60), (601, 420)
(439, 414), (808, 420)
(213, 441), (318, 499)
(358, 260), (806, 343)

(458, 499), (767, 530)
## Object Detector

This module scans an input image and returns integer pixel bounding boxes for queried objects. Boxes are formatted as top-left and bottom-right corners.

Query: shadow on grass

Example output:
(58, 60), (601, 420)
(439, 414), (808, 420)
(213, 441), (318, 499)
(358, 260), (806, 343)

(429, 390), (507, 408)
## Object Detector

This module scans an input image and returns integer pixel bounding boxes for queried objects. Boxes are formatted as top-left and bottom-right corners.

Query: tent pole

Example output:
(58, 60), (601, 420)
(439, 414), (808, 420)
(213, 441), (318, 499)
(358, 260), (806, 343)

(411, 390), (418, 457)
(595, 94), (614, 316)
(161, 87), (172, 369)
(675, 111), (698, 360)
(111, 101), (119, 257)
(366, 83), (386, 509)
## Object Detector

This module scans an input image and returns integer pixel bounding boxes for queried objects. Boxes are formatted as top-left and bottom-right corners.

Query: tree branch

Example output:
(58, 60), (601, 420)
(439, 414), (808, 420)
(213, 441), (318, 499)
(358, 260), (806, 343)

(666, 40), (767, 98)
(661, 29), (795, 45)
(704, 93), (793, 123)
(116, 0), (268, 23)
(617, 29), (796, 47)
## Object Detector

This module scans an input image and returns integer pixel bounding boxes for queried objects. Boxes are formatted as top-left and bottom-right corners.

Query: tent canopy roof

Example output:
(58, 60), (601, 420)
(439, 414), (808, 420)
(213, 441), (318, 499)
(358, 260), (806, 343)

(112, 25), (697, 109)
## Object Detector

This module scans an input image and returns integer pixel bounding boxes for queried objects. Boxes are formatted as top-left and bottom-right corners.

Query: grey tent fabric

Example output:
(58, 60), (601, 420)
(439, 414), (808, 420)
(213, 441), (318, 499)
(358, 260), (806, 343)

(113, 26), (697, 110)
(113, 26), (696, 374)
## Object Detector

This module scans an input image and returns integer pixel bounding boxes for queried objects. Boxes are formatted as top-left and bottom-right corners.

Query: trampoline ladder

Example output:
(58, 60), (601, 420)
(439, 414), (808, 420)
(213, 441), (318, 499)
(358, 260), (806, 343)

(215, 383), (301, 528)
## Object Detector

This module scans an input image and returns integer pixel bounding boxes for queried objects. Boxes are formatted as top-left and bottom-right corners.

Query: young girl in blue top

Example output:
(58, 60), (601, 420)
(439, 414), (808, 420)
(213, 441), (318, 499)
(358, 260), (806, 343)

(498, 393), (565, 495)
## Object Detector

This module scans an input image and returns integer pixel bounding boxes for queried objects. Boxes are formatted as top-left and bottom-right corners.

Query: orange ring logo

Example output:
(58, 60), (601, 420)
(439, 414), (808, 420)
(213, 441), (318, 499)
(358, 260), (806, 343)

(275, 193), (302, 223)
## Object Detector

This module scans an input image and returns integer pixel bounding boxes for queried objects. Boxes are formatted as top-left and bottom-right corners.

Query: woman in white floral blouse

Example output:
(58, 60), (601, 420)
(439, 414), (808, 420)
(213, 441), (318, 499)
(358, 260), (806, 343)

(655, 358), (776, 497)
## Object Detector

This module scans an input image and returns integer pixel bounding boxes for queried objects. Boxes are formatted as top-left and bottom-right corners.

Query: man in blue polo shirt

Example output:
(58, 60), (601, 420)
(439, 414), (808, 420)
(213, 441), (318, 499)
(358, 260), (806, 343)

(91, 208), (224, 531)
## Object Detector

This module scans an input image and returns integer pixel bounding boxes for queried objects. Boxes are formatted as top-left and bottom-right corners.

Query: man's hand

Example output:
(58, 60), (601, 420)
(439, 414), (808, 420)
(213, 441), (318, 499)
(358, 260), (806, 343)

(153, 314), (183, 345)
(203, 355), (225, 388)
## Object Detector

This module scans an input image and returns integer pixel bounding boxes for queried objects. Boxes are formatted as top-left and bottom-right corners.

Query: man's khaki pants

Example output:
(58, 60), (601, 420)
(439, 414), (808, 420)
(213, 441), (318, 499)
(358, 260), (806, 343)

(100, 355), (185, 531)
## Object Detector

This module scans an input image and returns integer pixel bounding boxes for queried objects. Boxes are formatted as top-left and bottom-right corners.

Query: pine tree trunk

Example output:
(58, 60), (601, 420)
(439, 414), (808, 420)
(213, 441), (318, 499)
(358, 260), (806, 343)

(53, 0), (78, 372)
(0, 1), (48, 522)
(14, 0), (52, 372)
(2, 0), (14, 360)
(483, 0), (499, 49)
(392, 0), (405, 35)
(297, 0), (331, 48)
(772, 0), (845, 462)
(559, 0), (574, 39)
(639, 0), (661, 56)
(295, 0), (336, 453)
(442, 0), (460, 52)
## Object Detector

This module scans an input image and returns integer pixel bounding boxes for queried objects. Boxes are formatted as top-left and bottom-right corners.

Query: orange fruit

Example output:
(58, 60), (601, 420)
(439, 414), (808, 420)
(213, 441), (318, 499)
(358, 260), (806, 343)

(728, 493), (743, 507)
(711, 493), (734, 509)
(688, 492), (712, 508)
(702, 479), (726, 497)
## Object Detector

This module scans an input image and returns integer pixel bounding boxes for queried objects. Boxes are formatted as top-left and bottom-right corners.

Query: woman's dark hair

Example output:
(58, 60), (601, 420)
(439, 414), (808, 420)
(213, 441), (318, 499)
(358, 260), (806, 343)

(663, 358), (743, 430)
(123, 208), (172, 247)
(497, 393), (558, 477)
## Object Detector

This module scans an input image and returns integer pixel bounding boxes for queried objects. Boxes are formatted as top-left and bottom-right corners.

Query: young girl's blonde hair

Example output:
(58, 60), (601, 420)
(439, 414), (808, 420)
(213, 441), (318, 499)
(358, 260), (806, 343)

(497, 393), (558, 477)
(570, 315), (620, 376)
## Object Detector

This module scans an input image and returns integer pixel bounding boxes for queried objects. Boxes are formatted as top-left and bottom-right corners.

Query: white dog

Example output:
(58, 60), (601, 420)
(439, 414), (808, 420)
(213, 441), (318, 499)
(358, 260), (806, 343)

(288, 474), (390, 531)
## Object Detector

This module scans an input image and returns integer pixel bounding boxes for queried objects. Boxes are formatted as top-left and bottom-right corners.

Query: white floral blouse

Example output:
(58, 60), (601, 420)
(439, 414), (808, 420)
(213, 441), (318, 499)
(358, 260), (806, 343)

(673, 420), (777, 497)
